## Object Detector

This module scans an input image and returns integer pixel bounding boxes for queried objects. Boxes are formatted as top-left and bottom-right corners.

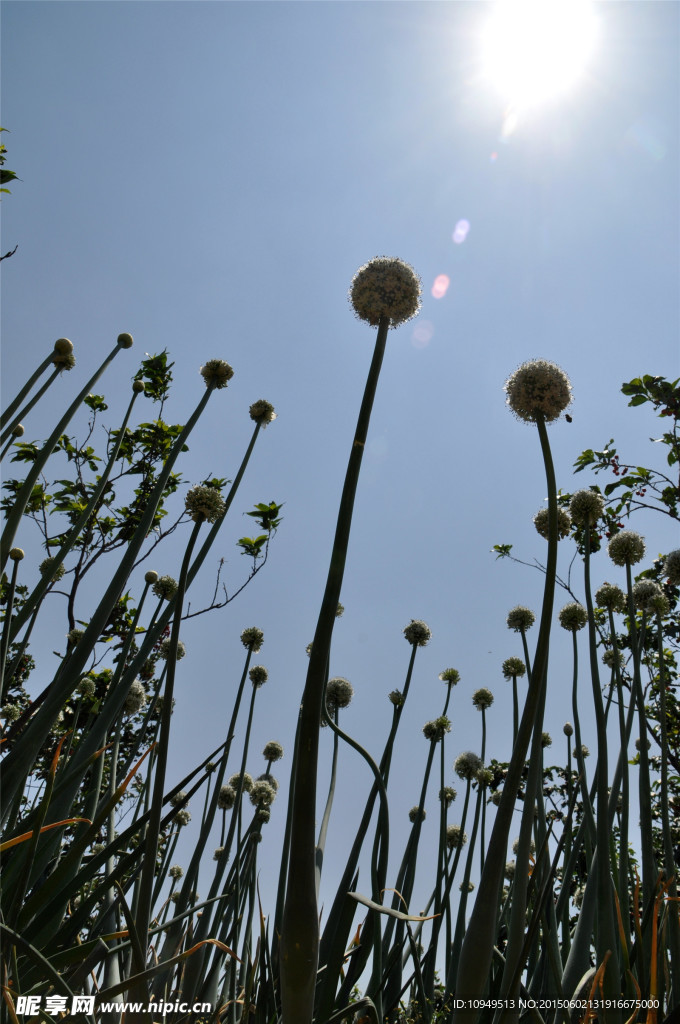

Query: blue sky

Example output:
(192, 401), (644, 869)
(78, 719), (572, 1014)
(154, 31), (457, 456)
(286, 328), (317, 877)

(2, 0), (678, 929)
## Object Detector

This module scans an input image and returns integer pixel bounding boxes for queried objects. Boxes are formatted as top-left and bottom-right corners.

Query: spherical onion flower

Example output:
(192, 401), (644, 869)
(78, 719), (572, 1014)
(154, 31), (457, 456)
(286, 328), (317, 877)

(490, 789), (503, 806)
(249, 399), (277, 427)
(174, 808), (191, 827)
(200, 359), (234, 389)
(144, 570), (159, 584)
(388, 689), (404, 707)
(541, 732), (552, 748)
(52, 342), (76, 369)
(132, 379), (145, 393)
(170, 791), (188, 808)
(632, 579), (668, 614)
(153, 574), (178, 600)
(214, 847), (225, 861)
(240, 626), (264, 652)
(409, 806), (426, 823)
(218, 785), (236, 810)
(446, 824), (467, 850)
(533, 506), (571, 540)
(454, 751), (483, 781)
(67, 628), (84, 646)
(663, 549), (680, 585)
(185, 484), (226, 523)
(169, 865), (184, 880)
(506, 606), (535, 632)
(476, 768), (493, 788)
(403, 619), (431, 646)
(336, 602), (345, 617)
(504, 359), (573, 424)
(123, 680), (147, 715)
(228, 772), (253, 793)
(326, 677), (354, 709)
(512, 837), (535, 856)
(602, 648), (623, 668)
(117, 333), (134, 349)
(263, 741), (284, 762)
(249, 665), (268, 687)
(422, 716), (451, 741)
(440, 786), (457, 806)
(460, 881), (475, 893)
(257, 772), (278, 791)
(12, 424), (25, 437)
(349, 256), (422, 328)
(160, 638), (186, 661)
(502, 657), (526, 680)
(77, 677), (96, 698)
(205, 761), (217, 774)
(569, 488), (606, 526)
(40, 557), (65, 581)
(2, 703), (21, 723)
(305, 641), (313, 657)
(558, 602), (588, 632)
(635, 737), (651, 752)
(439, 668), (460, 685)
(563, 722), (574, 737)
(581, 744), (590, 758)
(505, 860), (516, 880)
(607, 530), (646, 567)
(256, 807), (271, 824)
(595, 582), (626, 613)
(9, 547), (24, 561)
(249, 779), (277, 807)
(472, 688), (494, 711)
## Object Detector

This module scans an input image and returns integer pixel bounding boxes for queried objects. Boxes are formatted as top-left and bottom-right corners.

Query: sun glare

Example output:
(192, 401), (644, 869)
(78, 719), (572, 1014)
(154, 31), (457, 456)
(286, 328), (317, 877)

(482, 0), (598, 109)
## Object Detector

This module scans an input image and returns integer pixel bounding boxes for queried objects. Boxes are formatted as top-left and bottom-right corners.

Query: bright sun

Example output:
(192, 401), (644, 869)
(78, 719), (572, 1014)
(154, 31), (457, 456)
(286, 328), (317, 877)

(481, 0), (598, 109)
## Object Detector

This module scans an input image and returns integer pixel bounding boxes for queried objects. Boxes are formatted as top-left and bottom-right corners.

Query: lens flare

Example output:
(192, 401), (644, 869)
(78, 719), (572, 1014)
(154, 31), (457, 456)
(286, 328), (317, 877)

(412, 320), (434, 349)
(452, 220), (470, 244)
(431, 275), (450, 299)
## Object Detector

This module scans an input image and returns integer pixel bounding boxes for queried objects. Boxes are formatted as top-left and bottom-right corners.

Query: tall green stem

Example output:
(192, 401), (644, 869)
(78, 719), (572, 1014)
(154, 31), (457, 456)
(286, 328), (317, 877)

(280, 316), (389, 1024)
(452, 414), (558, 1016)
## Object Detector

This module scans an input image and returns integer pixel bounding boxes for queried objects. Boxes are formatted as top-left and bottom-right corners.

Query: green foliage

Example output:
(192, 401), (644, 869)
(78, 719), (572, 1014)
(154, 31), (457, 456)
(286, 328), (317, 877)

(0, 127), (18, 195)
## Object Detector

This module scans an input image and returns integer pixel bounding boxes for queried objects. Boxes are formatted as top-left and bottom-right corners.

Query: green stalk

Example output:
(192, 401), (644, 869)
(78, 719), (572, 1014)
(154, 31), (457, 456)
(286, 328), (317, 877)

(0, 382), (216, 821)
(180, 670), (263, 1005)
(316, 642), (419, 1022)
(497, 680), (547, 1012)
(131, 517), (202, 981)
(582, 529), (621, 1003)
(0, 367), (61, 446)
(452, 414), (559, 1015)
(0, 349), (56, 430)
(8, 388), (142, 645)
(380, 737), (438, 1016)
(608, 611), (631, 939)
(624, 563), (657, 966)
(654, 606), (680, 997)
(315, 705), (340, 897)
(0, 556), (21, 702)
(280, 316), (389, 1024)
(1, 339), (131, 571)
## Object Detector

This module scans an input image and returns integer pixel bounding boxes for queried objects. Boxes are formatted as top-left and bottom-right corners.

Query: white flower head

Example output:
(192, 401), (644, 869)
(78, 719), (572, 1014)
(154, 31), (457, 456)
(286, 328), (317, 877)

(504, 360), (572, 424)
(349, 256), (422, 328)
